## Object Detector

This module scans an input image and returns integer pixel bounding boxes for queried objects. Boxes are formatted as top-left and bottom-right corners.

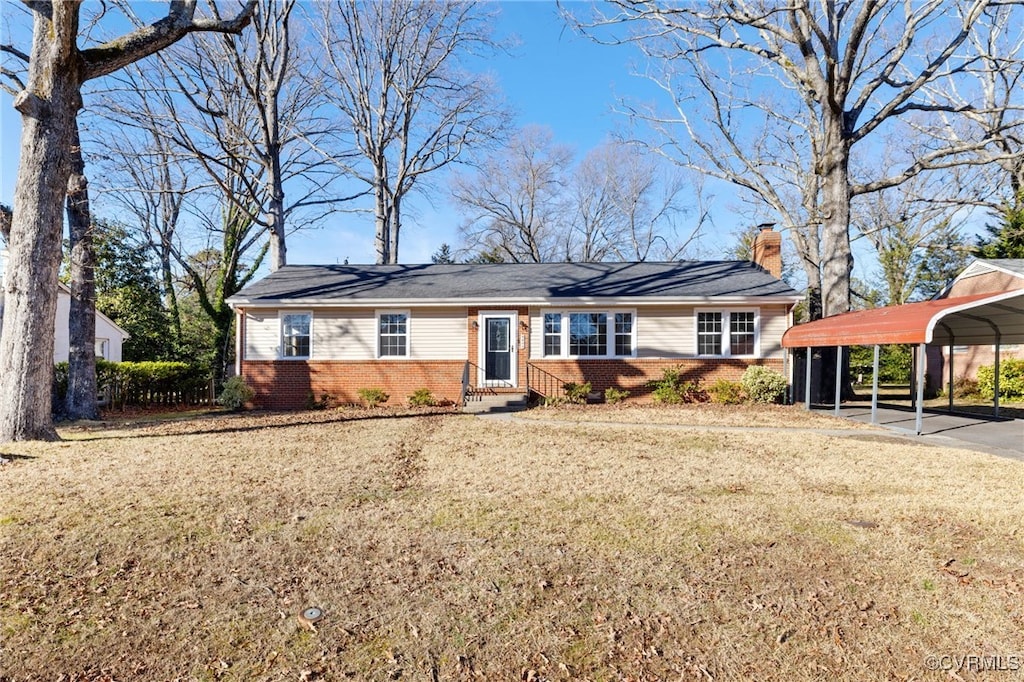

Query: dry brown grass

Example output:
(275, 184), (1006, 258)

(1, 407), (1022, 681)
(518, 402), (872, 429)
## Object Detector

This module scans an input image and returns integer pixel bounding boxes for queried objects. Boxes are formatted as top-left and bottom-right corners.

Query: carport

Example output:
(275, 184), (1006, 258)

(781, 290), (1024, 435)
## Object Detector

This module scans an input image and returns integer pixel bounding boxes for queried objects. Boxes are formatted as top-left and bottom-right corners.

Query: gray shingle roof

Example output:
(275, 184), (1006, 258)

(228, 261), (800, 305)
(985, 259), (1024, 276)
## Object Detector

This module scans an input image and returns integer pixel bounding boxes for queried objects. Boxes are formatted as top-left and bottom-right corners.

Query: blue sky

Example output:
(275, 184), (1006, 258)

(1, 1), (708, 266)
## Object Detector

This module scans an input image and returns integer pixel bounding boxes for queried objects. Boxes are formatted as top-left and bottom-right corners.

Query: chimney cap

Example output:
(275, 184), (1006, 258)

(756, 222), (776, 231)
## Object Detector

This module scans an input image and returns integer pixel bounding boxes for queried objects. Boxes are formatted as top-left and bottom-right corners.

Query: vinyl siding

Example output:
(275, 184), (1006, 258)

(245, 307), (467, 361)
(408, 307), (468, 360)
(245, 310), (282, 360)
(530, 304), (790, 360)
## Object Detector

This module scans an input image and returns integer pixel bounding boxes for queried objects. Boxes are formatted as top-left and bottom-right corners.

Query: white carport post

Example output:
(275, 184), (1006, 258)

(834, 345), (843, 417)
(994, 333), (1001, 418)
(915, 343), (926, 435)
(871, 344), (880, 425)
(805, 347), (812, 410)
(948, 342), (954, 412)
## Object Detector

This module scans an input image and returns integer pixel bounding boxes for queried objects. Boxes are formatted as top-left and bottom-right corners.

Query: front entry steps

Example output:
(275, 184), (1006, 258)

(462, 390), (528, 414)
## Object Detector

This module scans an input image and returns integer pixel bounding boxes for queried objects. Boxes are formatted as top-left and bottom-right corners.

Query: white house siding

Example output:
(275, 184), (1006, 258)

(529, 304), (790, 360)
(314, 309), (376, 360)
(245, 307), (468, 361)
(51, 287), (127, 363)
(408, 307), (467, 360)
(636, 306), (692, 358)
(244, 310), (282, 360)
(759, 305), (789, 358)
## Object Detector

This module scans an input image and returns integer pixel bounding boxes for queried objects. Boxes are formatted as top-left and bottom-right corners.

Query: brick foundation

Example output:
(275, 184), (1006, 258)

(528, 357), (784, 398)
(242, 356), (785, 409)
(242, 360), (466, 409)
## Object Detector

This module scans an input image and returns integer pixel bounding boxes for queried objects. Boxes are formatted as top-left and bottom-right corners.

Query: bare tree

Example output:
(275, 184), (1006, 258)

(317, 0), (508, 264)
(570, 0), (1021, 318)
(0, 0), (256, 442)
(452, 126), (573, 263)
(851, 175), (972, 305)
(569, 141), (701, 262)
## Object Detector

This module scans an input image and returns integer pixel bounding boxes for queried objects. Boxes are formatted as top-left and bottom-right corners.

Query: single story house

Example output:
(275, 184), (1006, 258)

(929, 258), (1024, 384)
(226, 230), (801, 409)
(0, 249), (128, 363)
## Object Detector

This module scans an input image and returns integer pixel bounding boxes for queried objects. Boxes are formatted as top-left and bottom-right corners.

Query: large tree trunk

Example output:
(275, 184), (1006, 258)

(819, 117), (854, 318)
(0, 7), (82, 441)
(388, 195), (400, 264)
(374, 180), (389, 264)
(65, 120), (99, 421)
(268, 163), (287, 271)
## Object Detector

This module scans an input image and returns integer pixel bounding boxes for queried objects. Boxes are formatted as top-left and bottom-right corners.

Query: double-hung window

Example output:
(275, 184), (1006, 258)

(282, 312), (312, 358)
(377, 311), (408, 357)
(696, 310), (758, 357)
(543, 313), (562, 356)
(541, 311), (634, 358)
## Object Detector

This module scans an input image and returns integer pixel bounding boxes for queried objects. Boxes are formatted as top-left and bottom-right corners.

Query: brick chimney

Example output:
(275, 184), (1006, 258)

(751, 225), (782, 278)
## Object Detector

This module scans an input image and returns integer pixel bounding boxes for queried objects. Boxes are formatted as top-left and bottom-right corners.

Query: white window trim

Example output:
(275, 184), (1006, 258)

(538, 309), (637, 359)
(376, 309), (411, 359)
(694, 308), (760, 358)
(279, 310), (313, 360)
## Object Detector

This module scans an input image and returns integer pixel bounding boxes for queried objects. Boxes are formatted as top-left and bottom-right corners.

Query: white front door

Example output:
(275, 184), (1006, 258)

(479, 312), (516, 386)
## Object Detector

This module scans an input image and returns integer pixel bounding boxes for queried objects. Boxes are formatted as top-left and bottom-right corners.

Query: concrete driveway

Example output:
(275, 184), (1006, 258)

(824, 404), (1024, 461)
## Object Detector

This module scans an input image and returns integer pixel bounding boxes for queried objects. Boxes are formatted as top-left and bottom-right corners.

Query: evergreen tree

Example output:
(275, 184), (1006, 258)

(975, 195), (1024, 259)
(431, 243), (455, 264)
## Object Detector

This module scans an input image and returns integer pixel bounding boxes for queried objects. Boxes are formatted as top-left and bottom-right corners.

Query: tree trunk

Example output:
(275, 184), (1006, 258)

(388, 194), (400, 264)
(819, 118), (853, 318)
(65, 120), (99, 421)
(268, 150), (287, 271)
(374, 181), (389, 264)
(0, 6), (82, 442)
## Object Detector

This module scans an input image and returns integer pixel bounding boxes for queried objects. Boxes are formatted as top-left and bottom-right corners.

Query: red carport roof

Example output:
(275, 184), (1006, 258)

(782, 290), (1024, 348)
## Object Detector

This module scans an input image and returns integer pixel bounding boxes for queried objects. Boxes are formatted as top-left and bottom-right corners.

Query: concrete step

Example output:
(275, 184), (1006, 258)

(463, 392), (529, 414)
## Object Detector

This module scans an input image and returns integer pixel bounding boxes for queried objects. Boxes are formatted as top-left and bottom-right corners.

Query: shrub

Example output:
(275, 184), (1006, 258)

(56, 359), (208, 409)
(408, 388), (436, 407)
(604, 387), (630, 405)
(977, 358), (1024, 400)
(709, 379), (746, 405)
(305, 392), (331, 411)
(219, 376), (255, 411)
(741, 365), (788, 404)
(647, 366), (708, 404)
(951, 375), (980, 399)
(562, 381), (592, 405)
(357, 387), (389, 408)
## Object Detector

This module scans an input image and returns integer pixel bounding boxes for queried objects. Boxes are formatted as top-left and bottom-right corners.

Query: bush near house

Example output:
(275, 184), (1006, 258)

(408, 388), (437, 407)
(709, 379), (746, 405)
(219, 376), (255, 411)
(358, 387), (389, 408)
(562, 382), (592, 405)
(977, 358), (1024, 400)
(647, 366), (709, 404)
(740, 366), (788, 404)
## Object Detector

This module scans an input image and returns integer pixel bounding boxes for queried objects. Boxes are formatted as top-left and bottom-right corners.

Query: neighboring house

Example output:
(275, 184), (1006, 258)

(226, 229), (801, 409)
(0, 250), (129, 363)
(928, 258), (1024, 384)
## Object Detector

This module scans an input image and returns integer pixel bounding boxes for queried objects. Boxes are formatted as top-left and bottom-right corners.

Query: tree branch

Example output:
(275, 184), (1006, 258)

(81, 0), (257, 81)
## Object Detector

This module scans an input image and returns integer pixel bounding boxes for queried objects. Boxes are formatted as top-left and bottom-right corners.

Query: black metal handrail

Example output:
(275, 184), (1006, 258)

(526, 362), (568, 402)
(461, 360), (520, 405)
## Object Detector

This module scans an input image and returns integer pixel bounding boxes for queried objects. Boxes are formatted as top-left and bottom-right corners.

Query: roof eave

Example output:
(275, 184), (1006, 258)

(226, 294), (803, 309)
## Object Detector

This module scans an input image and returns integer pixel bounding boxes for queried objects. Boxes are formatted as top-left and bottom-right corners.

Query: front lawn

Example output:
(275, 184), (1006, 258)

(1, 408), (1021, 680)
